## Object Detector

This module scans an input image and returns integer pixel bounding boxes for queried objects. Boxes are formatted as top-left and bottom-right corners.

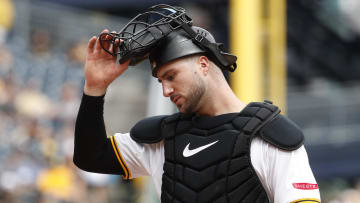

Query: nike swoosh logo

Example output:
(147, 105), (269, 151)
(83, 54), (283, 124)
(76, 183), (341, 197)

(183, 140), (219, 158)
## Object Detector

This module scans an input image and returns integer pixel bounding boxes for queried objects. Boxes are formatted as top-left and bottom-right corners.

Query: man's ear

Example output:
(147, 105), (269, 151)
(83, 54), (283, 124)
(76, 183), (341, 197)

(198, 55), (210, 76)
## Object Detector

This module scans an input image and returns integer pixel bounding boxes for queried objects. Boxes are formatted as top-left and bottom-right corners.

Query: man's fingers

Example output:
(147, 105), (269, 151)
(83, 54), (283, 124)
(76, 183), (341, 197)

(111, 38), (121, 53)
(96, 29), (109, 52)
(100, 33), (112, 51)
(88, 36), (97, 54)
(95, 36), (101, 52)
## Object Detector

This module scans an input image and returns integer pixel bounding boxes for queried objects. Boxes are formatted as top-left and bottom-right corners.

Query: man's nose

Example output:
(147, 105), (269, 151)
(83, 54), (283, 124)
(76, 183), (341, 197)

(162, 83), (174, 97)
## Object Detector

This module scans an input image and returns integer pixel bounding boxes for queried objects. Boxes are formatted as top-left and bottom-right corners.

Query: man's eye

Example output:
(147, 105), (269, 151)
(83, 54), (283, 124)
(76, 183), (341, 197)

(167, 75), (174, 81)
(166, 73), (176, 81)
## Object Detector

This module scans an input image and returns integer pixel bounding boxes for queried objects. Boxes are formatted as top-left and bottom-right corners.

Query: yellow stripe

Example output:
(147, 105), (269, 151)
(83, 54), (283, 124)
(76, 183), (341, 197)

(110, 136), (128, 179)
(290, 198), (321, 203)
(113, 136), (132, 179)
(110, 136), (132, 179)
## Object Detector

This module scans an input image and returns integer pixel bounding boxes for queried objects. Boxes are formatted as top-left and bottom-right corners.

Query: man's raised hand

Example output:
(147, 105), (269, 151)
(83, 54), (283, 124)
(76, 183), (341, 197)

(84, 29), (130, 96)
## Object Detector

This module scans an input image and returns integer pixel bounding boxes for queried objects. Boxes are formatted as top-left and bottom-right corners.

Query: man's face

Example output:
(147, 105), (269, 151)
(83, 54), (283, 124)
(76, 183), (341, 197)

(156, 57), (206, 114)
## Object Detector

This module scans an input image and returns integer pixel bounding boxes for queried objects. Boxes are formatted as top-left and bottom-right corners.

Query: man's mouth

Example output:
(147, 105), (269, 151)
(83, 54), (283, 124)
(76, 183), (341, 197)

(171, 95), (181, 104)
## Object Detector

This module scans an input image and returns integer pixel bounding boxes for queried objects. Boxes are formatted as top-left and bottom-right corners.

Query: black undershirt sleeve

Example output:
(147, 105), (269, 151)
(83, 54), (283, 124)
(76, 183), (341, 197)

(73, 93), (124, 175)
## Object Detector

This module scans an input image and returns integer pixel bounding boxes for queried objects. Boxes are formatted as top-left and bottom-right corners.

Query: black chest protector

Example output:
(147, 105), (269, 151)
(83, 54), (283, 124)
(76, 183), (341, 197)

(130, 102), (304, 203)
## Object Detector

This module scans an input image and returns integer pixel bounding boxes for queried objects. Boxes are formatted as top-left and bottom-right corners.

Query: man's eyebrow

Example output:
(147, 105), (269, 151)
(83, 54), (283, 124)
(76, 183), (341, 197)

(158, 70), (172, 83)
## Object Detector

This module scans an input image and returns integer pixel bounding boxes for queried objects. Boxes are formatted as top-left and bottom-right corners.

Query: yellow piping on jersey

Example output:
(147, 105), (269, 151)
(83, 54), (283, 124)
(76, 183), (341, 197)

(290, 198), (321, 203)
(110, 136), (132, 180)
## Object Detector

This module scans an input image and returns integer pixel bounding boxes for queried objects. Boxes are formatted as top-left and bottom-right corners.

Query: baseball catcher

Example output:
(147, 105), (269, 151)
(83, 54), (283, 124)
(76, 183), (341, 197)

(74, 4), (321, 203)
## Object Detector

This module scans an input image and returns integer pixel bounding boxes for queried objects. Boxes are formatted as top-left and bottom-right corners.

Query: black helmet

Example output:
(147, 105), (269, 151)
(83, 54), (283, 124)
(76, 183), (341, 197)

(99, 4), (237, 77)
(149, 26), (237, 77)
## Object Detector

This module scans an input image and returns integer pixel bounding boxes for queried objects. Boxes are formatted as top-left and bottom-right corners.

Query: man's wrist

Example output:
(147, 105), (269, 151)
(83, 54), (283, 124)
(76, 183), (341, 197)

(84, 84), (107, 96)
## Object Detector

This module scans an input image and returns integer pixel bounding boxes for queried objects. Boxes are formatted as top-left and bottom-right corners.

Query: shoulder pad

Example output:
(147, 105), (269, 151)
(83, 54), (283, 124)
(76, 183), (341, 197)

(130, 115), (168, 144)
(258, 114), (304, 151)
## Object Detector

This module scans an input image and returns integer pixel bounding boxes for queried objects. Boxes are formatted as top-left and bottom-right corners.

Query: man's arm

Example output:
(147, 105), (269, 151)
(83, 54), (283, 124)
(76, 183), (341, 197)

(73, 30), (130, 175)
(251, 138), (321, 203)
(73, 93), (125, 174)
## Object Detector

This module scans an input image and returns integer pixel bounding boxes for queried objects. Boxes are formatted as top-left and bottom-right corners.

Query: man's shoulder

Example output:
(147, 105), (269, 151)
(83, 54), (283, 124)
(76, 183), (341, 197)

(257, 113), (305, 151)
(130, 113), (185, 144)
(238, 101), (304, 151)
(130, 115), (169, 144)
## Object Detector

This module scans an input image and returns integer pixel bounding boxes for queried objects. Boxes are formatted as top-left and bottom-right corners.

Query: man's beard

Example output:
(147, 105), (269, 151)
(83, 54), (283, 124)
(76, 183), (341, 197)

(180, 77), (206, 114)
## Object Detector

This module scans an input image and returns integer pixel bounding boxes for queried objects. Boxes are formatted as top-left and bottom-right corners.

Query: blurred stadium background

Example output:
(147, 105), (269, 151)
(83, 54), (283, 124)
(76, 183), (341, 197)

(0, 0), (360, 202)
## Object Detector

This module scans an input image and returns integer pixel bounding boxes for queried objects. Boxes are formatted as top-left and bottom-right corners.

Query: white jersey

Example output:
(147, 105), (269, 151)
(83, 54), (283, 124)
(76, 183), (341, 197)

(111, 133), (321, 203)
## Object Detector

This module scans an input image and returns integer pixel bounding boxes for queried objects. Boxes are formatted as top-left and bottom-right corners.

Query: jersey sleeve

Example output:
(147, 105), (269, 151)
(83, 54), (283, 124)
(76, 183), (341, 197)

(251, 138), (321, 203)
(110, 133), (164, 180)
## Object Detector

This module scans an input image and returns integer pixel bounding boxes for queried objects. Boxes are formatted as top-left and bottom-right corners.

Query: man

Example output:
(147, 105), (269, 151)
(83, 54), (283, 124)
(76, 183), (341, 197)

(74, 4), (321, 203)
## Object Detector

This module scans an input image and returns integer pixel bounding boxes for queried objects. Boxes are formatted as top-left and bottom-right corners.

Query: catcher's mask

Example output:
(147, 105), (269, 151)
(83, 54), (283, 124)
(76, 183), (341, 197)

(99, 4), (237, 77)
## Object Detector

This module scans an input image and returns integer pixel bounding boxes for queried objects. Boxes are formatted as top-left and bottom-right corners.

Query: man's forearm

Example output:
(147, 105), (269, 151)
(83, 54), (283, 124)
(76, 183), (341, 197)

(73, 93), (124, 174)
